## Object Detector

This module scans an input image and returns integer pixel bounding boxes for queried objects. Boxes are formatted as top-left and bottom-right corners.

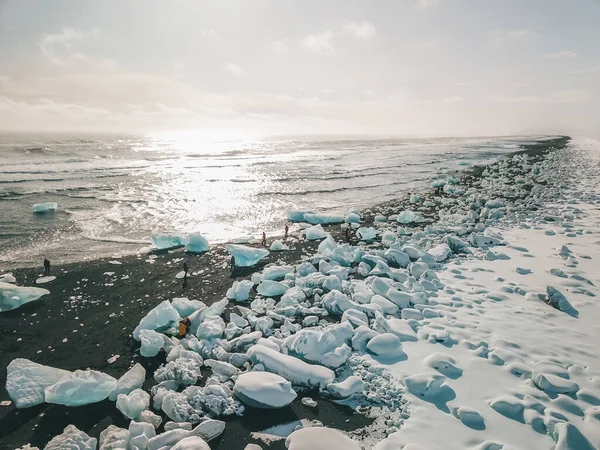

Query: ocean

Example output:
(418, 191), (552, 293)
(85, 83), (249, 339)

(0, 132), (547, 269)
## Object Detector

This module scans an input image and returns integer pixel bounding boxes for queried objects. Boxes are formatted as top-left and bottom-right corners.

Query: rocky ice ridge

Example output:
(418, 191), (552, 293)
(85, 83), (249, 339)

(9, 138), (600, 449)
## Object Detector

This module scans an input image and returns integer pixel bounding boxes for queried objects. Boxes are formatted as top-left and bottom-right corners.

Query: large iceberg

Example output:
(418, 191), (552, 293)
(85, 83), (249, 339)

(0, 282), (50, 312)
(32, 202), (58, 213)
(233, 372), (297, 408)
(151, 232), (186, 249)
(184, 233), (209, 253)
(6, 358), (71, 408)
(133, 300), (180, 341)
(45, 370), (117, 406)
(247, 344), (335, 388)
(227, 244), (270, 267)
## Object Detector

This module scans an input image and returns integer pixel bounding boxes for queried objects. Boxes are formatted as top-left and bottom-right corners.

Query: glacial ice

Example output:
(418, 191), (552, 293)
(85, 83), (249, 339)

(44, 425), (96, 450)
(397, 210), (418, 224)
(45, 370), (117, 406)
(356, 227), (377, 241)
(345, 212), (361, 223)
(270, 240), (290, 251)
(326, 375), (364, 399)
(184, 233), (209, 253)
(171, 436), (211, 450)
(32, 202), (58, 213)
(257, 280), (289, 297)
(227, 244), (270, 267)
(285, 427), (361, 450)
(151, 232), (186, 249)
(285, 322), (354, 369)
(247, 344), (335, 388)
(116, 388), (150, 419)
(288, 210), (315, 222)
(6, 358), (71, 408)
(0, 282), (50, 312)
(99, 425), (130, 450)
(133, 300), (180, 341)
(129, 421), (156, 450)
(109, 363), (146, 401)
(226, 280), (254, 302)
(304, 224), (328, 240)
(303, 213), (344, 225)
(139, 329), (167, 357)
(171, 297), (204, 317)
(366, 333), (405, 360)
(233, 372), (297, 408)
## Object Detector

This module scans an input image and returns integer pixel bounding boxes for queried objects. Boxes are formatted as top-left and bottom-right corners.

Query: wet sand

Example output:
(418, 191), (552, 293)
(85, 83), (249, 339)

(0, 136), (569, 449)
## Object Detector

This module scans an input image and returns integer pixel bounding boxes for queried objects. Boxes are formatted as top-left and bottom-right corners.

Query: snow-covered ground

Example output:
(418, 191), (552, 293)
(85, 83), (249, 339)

(5, 137), (600, 450)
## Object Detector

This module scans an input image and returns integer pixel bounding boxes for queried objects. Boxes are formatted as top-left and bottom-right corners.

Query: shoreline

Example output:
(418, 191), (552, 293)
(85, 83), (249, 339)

(0, 135), (572, 449)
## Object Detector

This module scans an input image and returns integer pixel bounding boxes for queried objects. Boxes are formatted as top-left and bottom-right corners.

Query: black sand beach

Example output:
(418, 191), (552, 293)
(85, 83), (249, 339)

(0, 136), (570, 449)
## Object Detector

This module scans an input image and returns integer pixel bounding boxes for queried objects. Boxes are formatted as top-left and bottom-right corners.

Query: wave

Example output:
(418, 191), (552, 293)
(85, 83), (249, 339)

(259, 180), (409, 197)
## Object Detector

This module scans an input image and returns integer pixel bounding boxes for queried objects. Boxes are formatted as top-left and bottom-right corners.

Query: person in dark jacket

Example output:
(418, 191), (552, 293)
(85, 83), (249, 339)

(43, 258), (51, 276)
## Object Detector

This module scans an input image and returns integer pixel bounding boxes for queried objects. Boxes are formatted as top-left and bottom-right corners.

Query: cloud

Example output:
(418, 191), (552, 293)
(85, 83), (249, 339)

(486, 90), (591, 104)
(543, 51), (578, 60)
(342, 21), (377, 39)
(488, 29), (535, 46)
(39, 27), (100, 64)
(302, 31), (335, 53)
(415, 0), (443, 8)
(226, 63), (247, 78)
(269, 40), (288, 53)
(200, 29), (221, 41)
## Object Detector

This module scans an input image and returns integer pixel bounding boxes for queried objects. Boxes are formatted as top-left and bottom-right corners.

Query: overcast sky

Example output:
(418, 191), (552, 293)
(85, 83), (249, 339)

(0, 0), (599, 136)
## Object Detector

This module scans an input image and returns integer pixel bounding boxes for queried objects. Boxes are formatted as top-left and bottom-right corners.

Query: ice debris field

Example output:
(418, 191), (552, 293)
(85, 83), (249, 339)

(3, 136), (600, 450)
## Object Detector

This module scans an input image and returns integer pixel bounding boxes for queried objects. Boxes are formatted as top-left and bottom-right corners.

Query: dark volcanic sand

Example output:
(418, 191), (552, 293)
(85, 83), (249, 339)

(0, 136), (570, 449)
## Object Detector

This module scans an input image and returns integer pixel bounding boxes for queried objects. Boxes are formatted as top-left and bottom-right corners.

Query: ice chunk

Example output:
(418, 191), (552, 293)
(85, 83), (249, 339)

(99, 425), (130, 450)
(270, 240), (290, 251)
(552, 422), (595, 450)
(545, 286), (579, 317)
(171, 437), (211, 450)
(155, 352), (203, 387)
(109, 363), (146, 401)
(234, 372), (297, 408)
(404, 373), (447, 399)
(356, 227), (377, 241)
(366, 333), (405, 360)
(161, 385), (237, 422)
(185, 233), (209, 253)
(226, 280), (254, 302)
(278, 286), (306, 307)
(227, 244), (270, 267)
(45, 425), (96, 450)
(443, 235), (470, 254)
(384, 249), (410, 268)
(303, 213), (344, 225)
(285, 427), (360, 450)
(0, 282), (50, 312)
(138, 410), (162, 429)
(6, 358), (71, 408)
(532, 371), (579, 395)
(139, 329), (167, 357)
(171, 297), (204, 317)
(345, 212), (360, 223)
(288, 210), (315, 222)
(304, 225), (328, 240)
(0, 272), (16, 283)
(257, 280), (289, 297)
(397, 210), (418, 224)
(372, 313), (418, 342)
(45, 370), (117, 406)
(36, 276), (56, 284)
(322, 290), (381, 317)
(129, 421), (156, 450)
(326, 376), (364, 399)
(151, 232), (185, 249)
(32, 202), (58, 213)
(262, 265), (295, 281)
(116, 388), (150, 420)
(285, 322), (354, 369)
(133, 300), (180, 341)
(427, 243), (452, 262)
(247, 344), (335, 388)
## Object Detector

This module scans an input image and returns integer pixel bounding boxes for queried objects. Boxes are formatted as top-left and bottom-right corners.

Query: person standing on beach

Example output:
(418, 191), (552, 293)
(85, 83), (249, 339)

(43, 258), (51, 276)
(183, 261), (189, 278)
(230, 255), (236, 275)
(284, 224), (289, 239)
(261, 232), (267, 247)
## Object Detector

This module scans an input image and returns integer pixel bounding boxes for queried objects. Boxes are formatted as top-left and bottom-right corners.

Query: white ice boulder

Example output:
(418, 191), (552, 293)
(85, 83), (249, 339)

(372, 313), (418, 342)
(116, 388), (150, 420)
(171, 297), (204, 317)
(139, 329), (167, 357)
(32, 202), (58, 213)
(133, 300), (180, 341)
(151, 232), (186, 249)
(304, 225), (328, 240)
(171, 436), (211, 450)
(532, 371), (579, 395)
(545, 286), (579, 317)
(184, 233), (209, 253)
(322, 290), (381, 317)
(99, 425), (130, 450)
(427, 243), (452, 262)
(257, 280), (289, 297)
(226, 280), (254, 302)
(227, 244), (270, 267)
(345, 212), (361, 223)
(326, 376), (364, 399)
(285, 322), (354, 369)
(552, 422), (595, 450)
(288, 210), (315, 222)
(129, 421), (156, 450)
(109, 363), (146, 401)
(356, 227), (377, 241)
(285, 427), (360, 450)
(303, 213), (344, 225)
(404, 373), (447, 399)
(44, 425), (96, 450)
(6, 358), (71, 408)
(45, 370), (117, 406)
(366, 333), (405, 360)
(270, 240), (290, 251)
(234, 372), (297, 408)
(247, 344), (335, 388)
(0, 282), (50, 312)
(397, 210), (418, 224)
(0, 272), (16, 283)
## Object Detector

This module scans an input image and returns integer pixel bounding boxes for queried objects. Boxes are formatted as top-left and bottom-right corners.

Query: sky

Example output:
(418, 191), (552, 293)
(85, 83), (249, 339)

(0, 0), (599, 136)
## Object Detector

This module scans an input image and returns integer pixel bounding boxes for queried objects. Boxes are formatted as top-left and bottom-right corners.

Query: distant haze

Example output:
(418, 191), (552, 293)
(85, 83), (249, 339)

(0, 0), (599, 136)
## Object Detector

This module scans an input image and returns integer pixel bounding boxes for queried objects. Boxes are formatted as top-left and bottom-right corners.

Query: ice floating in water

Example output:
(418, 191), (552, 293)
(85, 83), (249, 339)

(32, 202), (58, 213)
(285, 427), (361, 450)
(151, 232), (186, 249)
(185, 233), (209, 253)
(6, 358), (71, 408)
(0, 282), (50, 312)
(45, 369), (117, 407)
(227, 244), (270, 267)
(233, 372), (297, 408)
